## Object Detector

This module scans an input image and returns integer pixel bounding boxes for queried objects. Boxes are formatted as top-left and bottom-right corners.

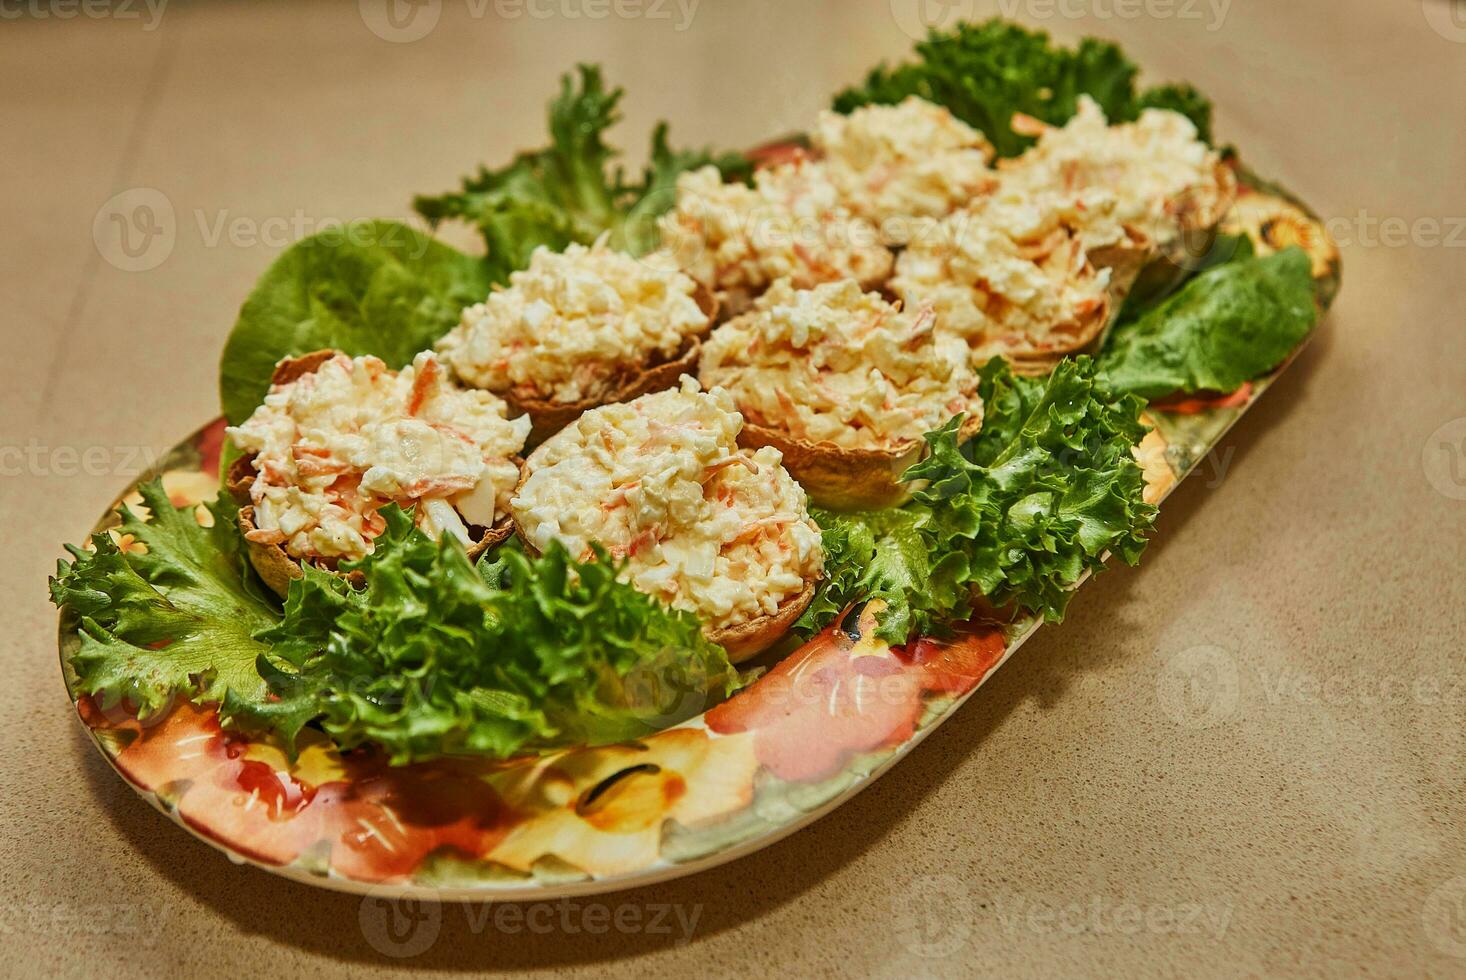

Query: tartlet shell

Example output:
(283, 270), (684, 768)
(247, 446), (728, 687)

(705, 581), (816, 664)
(737, 412), (985, 511)
(496, 286), (720, 447)
(504, 336), (703, 448)
(227, 350), (516, 598)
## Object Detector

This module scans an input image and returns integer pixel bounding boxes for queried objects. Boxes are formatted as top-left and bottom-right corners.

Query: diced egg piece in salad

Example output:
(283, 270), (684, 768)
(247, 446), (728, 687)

(438, 239), (711, 404)
(227, 352), (530, 562)
(511, 378), (823, 631)
(658, 163), (893, 312)
(698, 278), (981, 451)
(890, 188), (1115, 363)
(813, 96), (997, 238)
(999, 95), (1231, 250)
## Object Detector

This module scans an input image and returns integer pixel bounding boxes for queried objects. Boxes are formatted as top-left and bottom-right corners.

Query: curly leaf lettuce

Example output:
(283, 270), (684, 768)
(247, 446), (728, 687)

(833, 19), (1212, 158)
(1099, 245), (1318, 399)
(221, 510), (742, 763)
(218, 219), (495, 424)
(802, 357), (1157, 642)
(414, 64), (749, 271)
(50, 482), (281, 719)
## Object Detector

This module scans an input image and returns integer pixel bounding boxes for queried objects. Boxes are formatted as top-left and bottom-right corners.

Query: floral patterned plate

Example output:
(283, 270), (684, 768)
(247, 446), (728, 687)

(58, 168), (1341, 900)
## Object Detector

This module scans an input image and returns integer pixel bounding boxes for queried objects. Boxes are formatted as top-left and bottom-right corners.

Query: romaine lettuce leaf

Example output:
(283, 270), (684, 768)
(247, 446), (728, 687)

(1099, 246), (1318, 398)
(218, 219), (495, 424)
(50, 482), (281, 719)
(221, 510), (742, 763)
(833, 19), (1211, 158)
(414, 64), (749, 270)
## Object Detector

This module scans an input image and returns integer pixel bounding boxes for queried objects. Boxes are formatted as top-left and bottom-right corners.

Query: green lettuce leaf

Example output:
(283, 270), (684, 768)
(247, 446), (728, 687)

(221, 510), (742, 764)
(1099, 246), (1318, 399)
(794, 507), (926, 639)
(833, 19), (1211, 158)
(218, 219), (495, 424)
(802, 357), (1157, 642)
(50, 482), (281, 719)
(414, 64), (749, 270)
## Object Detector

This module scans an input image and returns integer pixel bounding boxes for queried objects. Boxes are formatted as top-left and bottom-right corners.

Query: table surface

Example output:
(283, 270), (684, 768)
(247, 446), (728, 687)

(4, 1), (1465, 975)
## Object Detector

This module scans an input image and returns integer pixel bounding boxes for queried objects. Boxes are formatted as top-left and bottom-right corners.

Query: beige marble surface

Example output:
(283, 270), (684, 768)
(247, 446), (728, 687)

(4, 0), (1465, 975)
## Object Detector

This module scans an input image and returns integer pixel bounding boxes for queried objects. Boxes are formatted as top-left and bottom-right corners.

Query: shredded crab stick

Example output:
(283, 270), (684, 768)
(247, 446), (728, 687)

(812, 96), (998, 238)
(511, 378), (823, 632)
(657, 164), (893, 312)
(227, 352), (530, 562)
(890, 187), (1116, 364)
(438, 238), (712, 404)
(997, 95), (1233, 251)
(698, 278), (982, 451)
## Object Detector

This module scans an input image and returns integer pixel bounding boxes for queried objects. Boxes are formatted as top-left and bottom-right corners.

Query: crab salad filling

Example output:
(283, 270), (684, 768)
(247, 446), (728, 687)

(657, 164), (893, 311)
(813, 96), (997, 237)
(511, 378), (823, 631)
(227, 352), (529, 562)
(698, 278), (981, 450)
(890, 189), (1116, 362)
(1000, 95), (1230, 250)
(439, 239), (711, 404)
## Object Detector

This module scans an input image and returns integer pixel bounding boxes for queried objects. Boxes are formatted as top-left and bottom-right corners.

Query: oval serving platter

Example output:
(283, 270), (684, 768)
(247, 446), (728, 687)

(59, 167), (1340, 901)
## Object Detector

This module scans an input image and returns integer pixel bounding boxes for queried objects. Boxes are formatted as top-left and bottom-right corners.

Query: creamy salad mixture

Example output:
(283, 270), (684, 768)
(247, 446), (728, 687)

(657, 164), (892, 309)
(814, 96), (996, 235)
(891, 191), (1113, 361)
(698, 278), (980, 450)
(439, 240), (710, 403)
(228, 352), (529, 561)
(999, 95), (1228, 249)
(511, 378), (823, 630)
